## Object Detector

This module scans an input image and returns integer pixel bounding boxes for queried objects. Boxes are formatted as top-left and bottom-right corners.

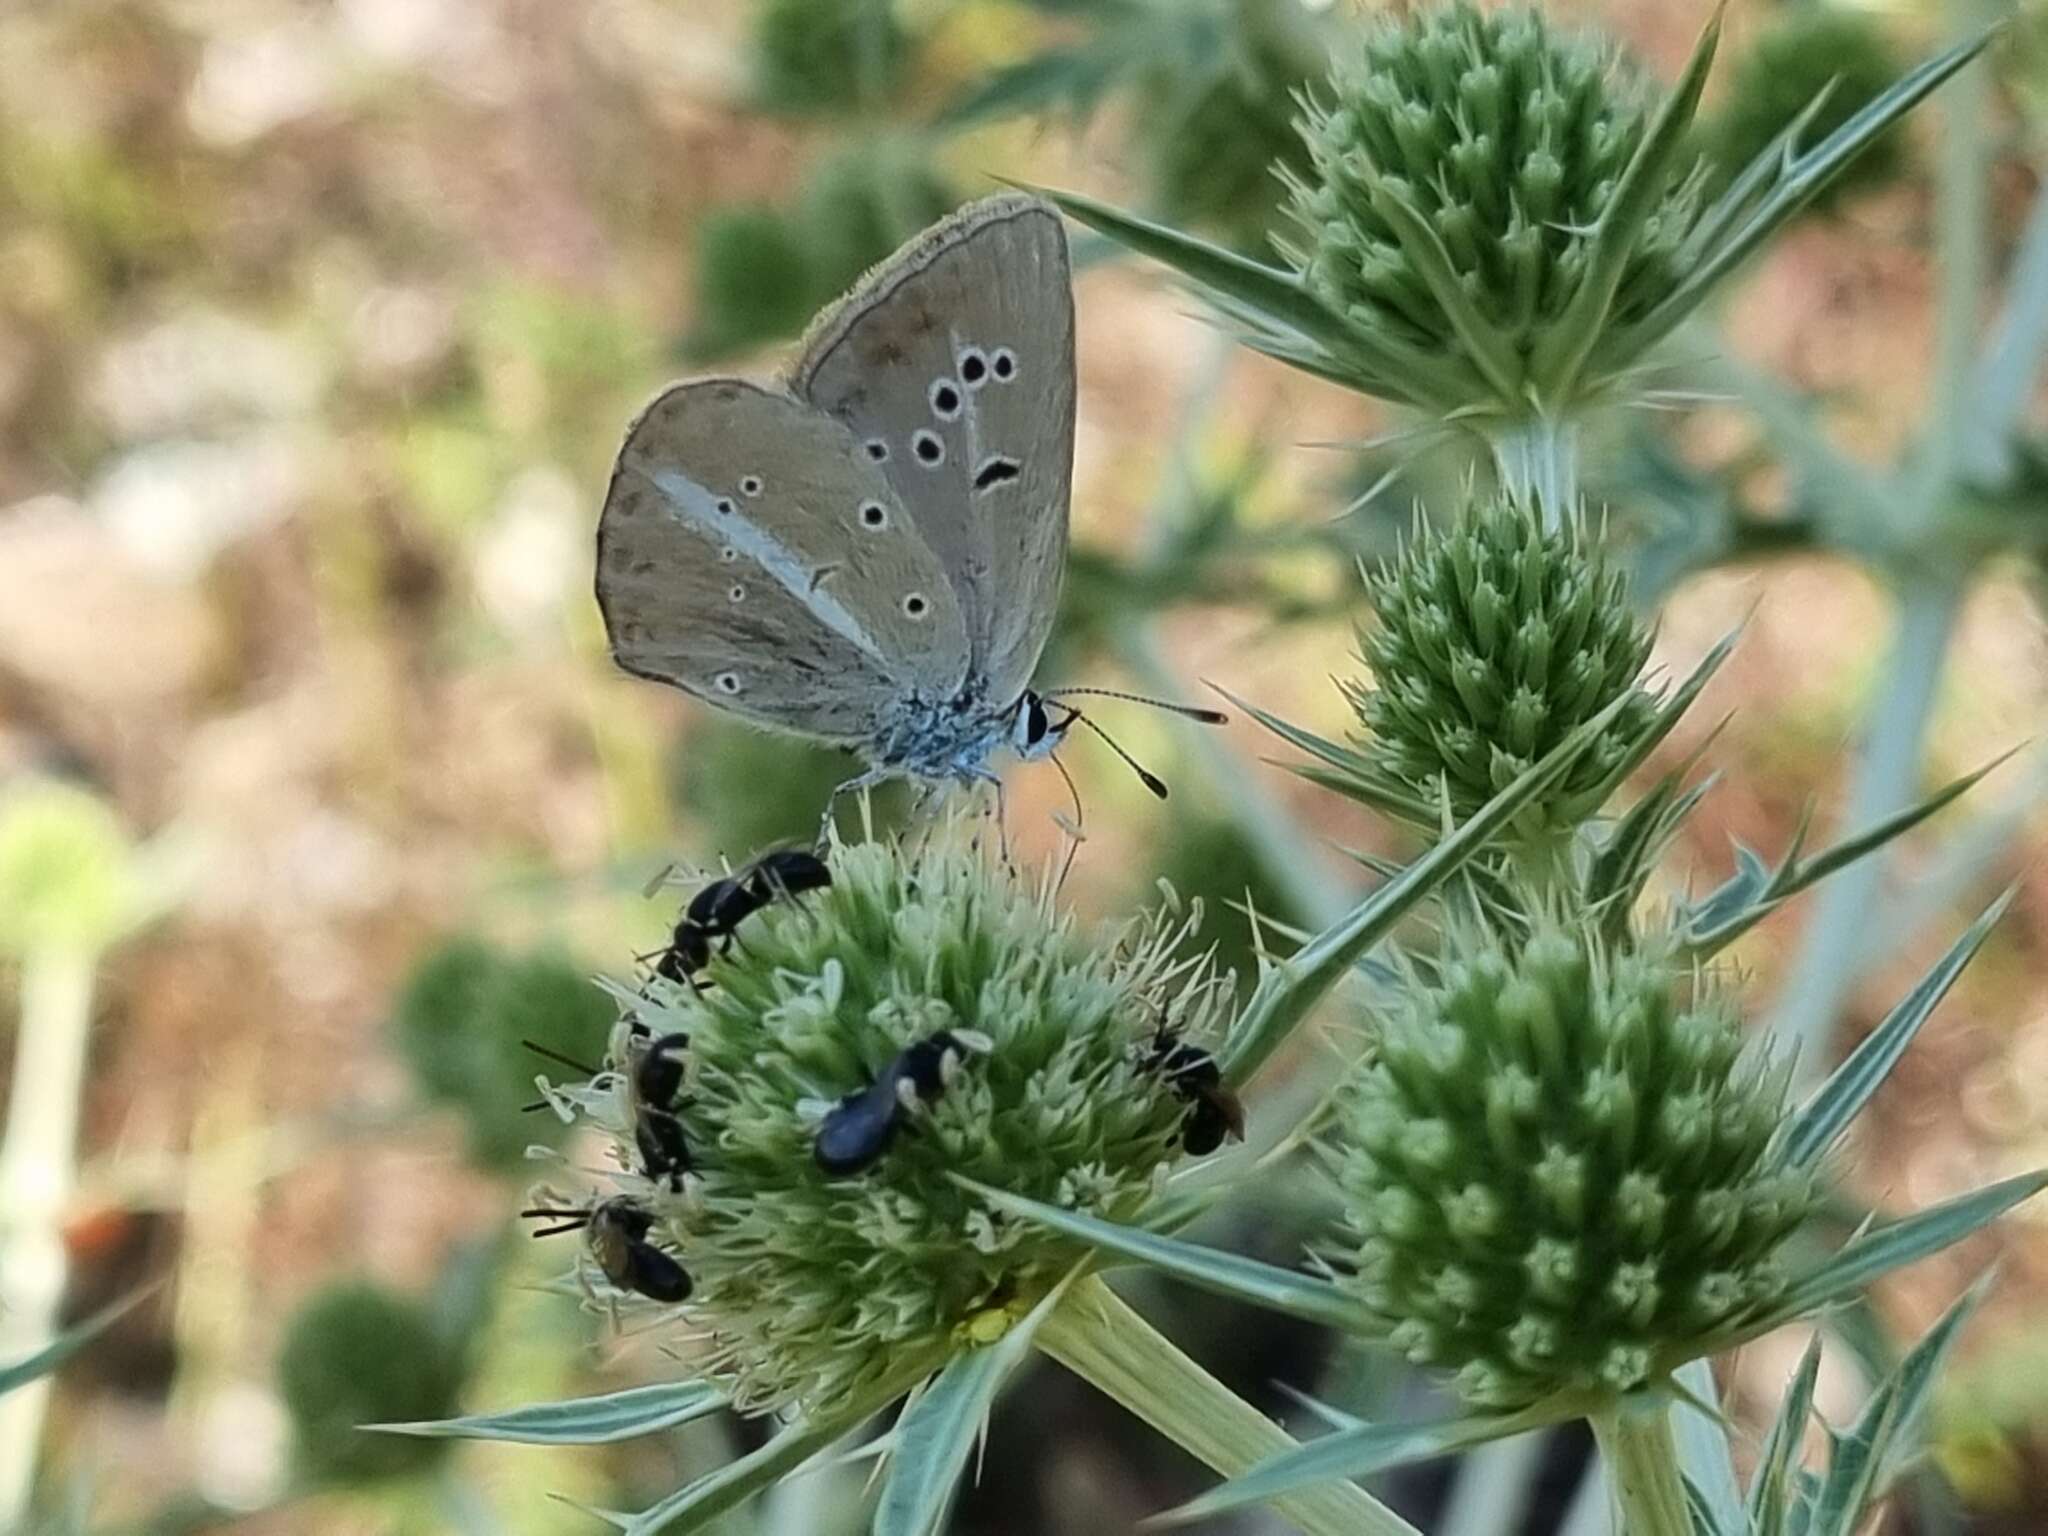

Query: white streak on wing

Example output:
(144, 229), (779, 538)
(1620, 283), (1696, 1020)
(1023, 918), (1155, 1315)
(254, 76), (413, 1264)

(636, 463), (888, 668)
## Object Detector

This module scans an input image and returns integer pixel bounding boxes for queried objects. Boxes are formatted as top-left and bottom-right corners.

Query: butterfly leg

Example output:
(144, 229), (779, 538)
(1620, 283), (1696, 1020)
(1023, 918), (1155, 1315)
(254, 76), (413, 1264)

(819, 767), (895, 847)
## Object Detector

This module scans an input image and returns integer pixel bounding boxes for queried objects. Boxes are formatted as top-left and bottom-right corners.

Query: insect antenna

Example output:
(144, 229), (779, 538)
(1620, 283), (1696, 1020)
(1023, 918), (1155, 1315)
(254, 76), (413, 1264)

(522, 1040), (598, 1077)
(1059, 707), (1171, 799)
(1040, 686), (1228, 726)
(519, 1206), (592, 1238)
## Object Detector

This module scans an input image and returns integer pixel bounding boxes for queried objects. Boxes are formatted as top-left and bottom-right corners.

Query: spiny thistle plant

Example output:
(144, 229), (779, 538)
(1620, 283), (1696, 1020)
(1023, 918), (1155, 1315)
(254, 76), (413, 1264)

(1048, 1), (1986, 486)
(983, 478), (2035, 1535)
(372, 6), (2046, 1534)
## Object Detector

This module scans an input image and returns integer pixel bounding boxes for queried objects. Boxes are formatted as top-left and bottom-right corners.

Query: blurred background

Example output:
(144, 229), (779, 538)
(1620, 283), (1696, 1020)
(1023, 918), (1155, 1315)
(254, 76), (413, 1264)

(0, 0), (2045, 1531)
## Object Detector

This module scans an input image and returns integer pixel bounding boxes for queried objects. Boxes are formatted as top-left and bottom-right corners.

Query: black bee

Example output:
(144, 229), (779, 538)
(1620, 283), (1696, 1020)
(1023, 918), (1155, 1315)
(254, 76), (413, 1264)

(522, 1197), (691, 1303)
(1145, 1031), (1245, 1157)
(627, 1031), (693, 1189)
(814, 1030), (972, 1178)
(645, 849), (833, 989)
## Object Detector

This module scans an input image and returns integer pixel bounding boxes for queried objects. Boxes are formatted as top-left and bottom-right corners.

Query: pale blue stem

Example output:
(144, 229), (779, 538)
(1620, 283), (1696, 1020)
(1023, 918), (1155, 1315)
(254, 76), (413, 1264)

(1440, 1434), (1548, 1536)
(1489, 416), (1579, 525)
(0, 950), (97, 1526)
(1589, 1401), (1692, 1536)
(1769, 575), (1965, 1087)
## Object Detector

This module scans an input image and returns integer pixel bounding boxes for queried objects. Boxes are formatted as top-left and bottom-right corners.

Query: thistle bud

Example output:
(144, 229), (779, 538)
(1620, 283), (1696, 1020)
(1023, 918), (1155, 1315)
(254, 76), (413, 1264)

(550, 826), (1226, 1420)
(1283, 3), (1707, 417)
(1330, 920), (1812, 1408)
(1349, 488), (1657, 838)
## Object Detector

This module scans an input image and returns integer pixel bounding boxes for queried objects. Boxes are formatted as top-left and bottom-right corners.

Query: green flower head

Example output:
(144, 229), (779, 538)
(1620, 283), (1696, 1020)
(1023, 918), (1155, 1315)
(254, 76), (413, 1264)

(1285, 2), (1708, 417)
(538, 824), (1230, 1420)
(1329, 916), (1813, 1409)
(1343, 487), (1658, 840)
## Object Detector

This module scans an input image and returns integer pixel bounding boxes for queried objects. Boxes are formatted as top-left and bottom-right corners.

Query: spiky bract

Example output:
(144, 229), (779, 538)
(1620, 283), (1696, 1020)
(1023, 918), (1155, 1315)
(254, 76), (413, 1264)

(1329, 920), (1813, 1409)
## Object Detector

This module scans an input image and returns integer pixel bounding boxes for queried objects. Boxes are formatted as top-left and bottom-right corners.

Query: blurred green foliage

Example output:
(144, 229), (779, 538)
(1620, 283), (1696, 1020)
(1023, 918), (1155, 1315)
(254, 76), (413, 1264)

(1141, 33), (1316, 251)
(686, 204), (817, 360)
(750, 0), (908, 116)
(1703, 4), (1907, 211)
(390, 939), (613, 1171)
(687, 145), (959, 361)
(1143, 814), (1301, 992)
(276, 1282), (464, 1484)
(671, 712), (905, 854)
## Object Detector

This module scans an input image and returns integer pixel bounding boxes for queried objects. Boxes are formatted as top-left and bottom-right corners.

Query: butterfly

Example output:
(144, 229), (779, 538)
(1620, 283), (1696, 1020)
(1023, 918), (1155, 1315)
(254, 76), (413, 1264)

(595, 192), (1223, 827)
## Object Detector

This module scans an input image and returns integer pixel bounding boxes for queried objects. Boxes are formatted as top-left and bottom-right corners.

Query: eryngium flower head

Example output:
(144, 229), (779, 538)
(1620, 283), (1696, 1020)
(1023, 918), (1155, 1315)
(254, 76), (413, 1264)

(550, 827), (1225, 1419)
(1329, 920), (1813, 1409)
(1283, 3), (1706, 415)
(1346, 488), (1657, 836)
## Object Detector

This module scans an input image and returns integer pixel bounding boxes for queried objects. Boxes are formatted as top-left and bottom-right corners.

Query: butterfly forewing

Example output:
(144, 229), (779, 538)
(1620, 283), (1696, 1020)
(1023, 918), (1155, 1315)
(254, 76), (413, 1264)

(596, 379), (970, 739)
(792, 194), (1075, 705)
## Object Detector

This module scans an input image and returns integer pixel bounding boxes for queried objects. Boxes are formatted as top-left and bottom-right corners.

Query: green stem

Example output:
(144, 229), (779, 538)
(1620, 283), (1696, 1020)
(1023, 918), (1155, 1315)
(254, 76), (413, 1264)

(0, 949), (98, 1525)
(1589, 1399), (1691, 1536)
(1488, 415), (1579, 526)
(1770, 572), (1965, 1088)
(1038, 1275), (1421, 1536)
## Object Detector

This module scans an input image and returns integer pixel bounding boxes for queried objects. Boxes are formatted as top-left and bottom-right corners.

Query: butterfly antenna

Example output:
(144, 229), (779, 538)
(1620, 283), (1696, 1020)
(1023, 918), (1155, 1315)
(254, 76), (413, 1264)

(522, 1040), (598, 1077)
(1066, 709), (1171, 799)
(1041, 686), (1228, 726)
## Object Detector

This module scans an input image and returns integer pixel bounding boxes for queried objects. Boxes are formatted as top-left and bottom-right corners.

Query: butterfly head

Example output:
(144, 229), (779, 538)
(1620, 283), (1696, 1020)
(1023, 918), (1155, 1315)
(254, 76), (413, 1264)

(1010, 692), (1070, 764)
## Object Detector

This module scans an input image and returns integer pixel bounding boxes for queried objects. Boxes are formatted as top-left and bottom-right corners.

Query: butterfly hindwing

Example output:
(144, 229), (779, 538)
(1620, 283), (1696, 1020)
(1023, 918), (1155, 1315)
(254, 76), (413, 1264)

(596, 379), (971, 739)
(792, 194), (1075, 704)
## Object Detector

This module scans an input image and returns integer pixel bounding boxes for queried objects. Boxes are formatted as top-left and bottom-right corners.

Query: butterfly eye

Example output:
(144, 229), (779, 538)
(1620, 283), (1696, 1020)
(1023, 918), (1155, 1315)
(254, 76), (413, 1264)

(714, 672), (743, 695)
(990, 348), (1017, 382)
(957, 348), (988, 387)
(858, 501), (888, 530)
(739, 475), (764, 497)
(928, 379), (962, 420)
(912, 431), (945, 467)
(902, 593), (930, 620)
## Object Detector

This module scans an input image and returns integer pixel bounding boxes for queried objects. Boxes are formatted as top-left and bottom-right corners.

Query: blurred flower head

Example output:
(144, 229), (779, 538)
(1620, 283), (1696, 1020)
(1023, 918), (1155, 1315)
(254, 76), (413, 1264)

(276, 1280), (465, 1484)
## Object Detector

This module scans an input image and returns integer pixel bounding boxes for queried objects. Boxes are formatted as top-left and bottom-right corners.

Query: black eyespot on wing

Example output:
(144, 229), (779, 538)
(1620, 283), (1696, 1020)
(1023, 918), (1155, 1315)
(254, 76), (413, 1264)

(864, 439), (889, 462)
(973, 456), (1021, 491)
(991, 349), (1017, 381)
(959, 350), (987, 385)
(913, 431), (944, 466)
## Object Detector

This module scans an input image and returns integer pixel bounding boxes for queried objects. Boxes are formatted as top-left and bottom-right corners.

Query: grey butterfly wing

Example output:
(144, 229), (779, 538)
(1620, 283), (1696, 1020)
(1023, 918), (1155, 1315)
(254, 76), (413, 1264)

(791, 193), (1075, 706)
(596, 378), (970, 742)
